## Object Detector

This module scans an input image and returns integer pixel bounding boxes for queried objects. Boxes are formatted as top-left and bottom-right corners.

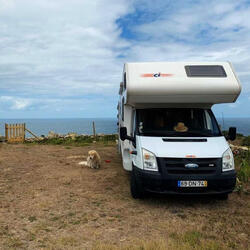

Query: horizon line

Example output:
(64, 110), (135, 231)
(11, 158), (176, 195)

(0, 117), (249, 119)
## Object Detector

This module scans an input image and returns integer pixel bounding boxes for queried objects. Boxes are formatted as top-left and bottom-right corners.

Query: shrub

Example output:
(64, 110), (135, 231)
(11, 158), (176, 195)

(242, 136), (250, 146)
(236, 150), (250, 193)
(237, 151), (250, 183)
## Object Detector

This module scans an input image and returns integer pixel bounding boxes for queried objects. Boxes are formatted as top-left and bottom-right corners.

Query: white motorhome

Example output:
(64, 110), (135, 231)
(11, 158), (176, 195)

(118, 62), (241, 199)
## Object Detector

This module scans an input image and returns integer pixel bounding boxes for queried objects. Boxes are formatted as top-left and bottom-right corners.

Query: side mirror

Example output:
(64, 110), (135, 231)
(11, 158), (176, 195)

(119, 126), (135, 143)
(227, 127), (236, 141)
(120, 127), (128, 141)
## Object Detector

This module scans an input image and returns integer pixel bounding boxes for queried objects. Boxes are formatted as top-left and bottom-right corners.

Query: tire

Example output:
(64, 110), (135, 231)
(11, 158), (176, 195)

(217, 193), (229, 200)
(130, 170), (145, 199)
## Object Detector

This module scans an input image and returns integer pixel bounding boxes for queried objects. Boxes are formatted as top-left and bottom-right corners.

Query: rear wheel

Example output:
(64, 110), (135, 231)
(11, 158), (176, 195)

(130, 169), (145, 199)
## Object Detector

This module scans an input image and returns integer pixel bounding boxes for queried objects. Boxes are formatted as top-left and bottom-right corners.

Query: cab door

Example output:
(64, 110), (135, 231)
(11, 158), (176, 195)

(131, 110), (140, 168)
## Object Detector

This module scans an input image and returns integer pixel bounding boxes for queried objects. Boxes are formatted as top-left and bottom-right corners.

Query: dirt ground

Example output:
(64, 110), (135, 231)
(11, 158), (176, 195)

(0, 143), (249, 249)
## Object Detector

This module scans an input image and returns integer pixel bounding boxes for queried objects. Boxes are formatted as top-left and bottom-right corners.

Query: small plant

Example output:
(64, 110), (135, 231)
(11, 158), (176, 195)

(242, 136), (250, 146)
(236, 149), (250, 193)
(237, 153), (250, 182)
(183, 231), (202, 247)
(28, 216), (37, 222)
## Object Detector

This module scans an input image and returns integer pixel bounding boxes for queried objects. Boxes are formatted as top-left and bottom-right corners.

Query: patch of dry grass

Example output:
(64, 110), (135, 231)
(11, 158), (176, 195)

(92, 236), (224, 250)
(0, 143), (249, 249)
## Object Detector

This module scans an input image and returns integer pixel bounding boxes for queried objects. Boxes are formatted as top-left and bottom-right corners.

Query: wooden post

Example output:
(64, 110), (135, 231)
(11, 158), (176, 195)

(23, 123), (26, 141)
(92, 121), (96, 139)
(5, 124), (8, 141)
(10, 124), (13, 139)
(25, 128), (39, 140)
(14, 123), (17, 138)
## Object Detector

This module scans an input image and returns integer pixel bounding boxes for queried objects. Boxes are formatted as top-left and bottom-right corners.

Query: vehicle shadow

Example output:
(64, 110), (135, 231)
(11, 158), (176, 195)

(143, 192), (228, 207)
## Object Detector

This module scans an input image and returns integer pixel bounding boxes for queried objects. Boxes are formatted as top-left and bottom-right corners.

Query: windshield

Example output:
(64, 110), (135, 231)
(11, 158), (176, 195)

(136, 108), (221, 137)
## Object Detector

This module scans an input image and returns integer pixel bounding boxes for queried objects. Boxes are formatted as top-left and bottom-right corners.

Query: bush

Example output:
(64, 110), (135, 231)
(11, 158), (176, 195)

(26, 134), (118, 146)
(222, 130), (244, 139)
(236, 150), (250, 193)
(242, 136), (250, 146)
(237, 151), (250, 183)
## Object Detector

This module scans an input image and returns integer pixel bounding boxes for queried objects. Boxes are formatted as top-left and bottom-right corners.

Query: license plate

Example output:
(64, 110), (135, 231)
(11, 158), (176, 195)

(178, 180), (207, 187)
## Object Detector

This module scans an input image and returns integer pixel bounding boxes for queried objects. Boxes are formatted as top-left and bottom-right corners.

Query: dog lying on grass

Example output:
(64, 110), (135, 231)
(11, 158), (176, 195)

(78, 150), (101, 169)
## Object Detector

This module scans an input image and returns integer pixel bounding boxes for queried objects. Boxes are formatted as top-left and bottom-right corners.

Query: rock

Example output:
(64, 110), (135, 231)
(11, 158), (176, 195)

(230, 144), (249, 156)
(67, 133), (78, 140)
(48, 131), (59, 139)
(230, 144), (248, 151)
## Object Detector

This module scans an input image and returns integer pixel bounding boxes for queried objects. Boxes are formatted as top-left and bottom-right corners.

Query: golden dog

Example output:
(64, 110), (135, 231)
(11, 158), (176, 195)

(79, 150), (101, 169)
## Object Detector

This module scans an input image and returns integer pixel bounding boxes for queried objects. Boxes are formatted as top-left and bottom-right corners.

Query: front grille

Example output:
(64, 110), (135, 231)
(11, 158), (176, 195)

(157, 157), (221, 175)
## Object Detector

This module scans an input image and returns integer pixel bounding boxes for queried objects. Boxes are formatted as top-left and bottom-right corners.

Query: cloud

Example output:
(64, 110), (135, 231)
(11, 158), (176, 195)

(0, 0), (249, 117)
(119, 0), (250, 96)
(0, 0), (132, 100)
(0, 96), (32, 110)
(228, 102), (240, 109)
(0, 95), (116, 118)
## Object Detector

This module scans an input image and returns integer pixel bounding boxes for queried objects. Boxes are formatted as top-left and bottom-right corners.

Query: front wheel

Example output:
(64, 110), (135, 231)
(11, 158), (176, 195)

(130, 169), (145, 199)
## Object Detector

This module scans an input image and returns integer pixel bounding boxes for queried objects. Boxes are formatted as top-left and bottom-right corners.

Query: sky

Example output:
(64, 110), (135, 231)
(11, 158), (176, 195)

(0, 0), (250, 118)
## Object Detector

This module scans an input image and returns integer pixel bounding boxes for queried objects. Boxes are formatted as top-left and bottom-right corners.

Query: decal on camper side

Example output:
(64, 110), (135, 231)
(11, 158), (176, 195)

(141, 73), (173, 77)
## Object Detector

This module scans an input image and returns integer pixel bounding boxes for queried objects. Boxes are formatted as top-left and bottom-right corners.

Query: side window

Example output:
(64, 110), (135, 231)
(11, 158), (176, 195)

(204, 110), (212, 130)
(210, 112), (220, 135)
(131, 110), (136, 136)
(205, 110), (220, 135)
(123, 73), (126, 90)
(131, 110), (136, 147)
(122, 97), (124, 121)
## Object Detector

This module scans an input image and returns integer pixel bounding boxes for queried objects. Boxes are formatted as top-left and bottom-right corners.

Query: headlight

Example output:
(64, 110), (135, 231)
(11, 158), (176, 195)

(222, 148), (234, 172)
(142, 148), (158, 171)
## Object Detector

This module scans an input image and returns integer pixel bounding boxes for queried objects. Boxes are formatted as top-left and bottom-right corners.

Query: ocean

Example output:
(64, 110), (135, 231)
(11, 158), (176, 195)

(0, 118), (117, 137)
(0, 117), (249, 137)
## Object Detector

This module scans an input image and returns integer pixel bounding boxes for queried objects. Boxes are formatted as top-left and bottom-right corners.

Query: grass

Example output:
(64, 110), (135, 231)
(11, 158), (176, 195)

(242, 136), (250, 146)
(235, 149), (250, 193)
(1, 138), (249, 249)
(25, 134), (118, 146)
(5, 236), (23, 248)
(28, 216), (37, 222)
(92, 234), (224, 250)
(182, 231), (202, 247)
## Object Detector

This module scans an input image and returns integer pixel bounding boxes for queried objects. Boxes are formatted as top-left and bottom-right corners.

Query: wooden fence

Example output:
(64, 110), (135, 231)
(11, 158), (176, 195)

(5, 123), (26, 143)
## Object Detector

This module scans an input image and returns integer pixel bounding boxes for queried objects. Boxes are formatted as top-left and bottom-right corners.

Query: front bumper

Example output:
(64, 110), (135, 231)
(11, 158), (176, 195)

(134, 166), (236, 195)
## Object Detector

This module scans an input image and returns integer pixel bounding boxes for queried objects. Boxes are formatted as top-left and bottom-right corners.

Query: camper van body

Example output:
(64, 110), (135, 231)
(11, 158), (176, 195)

(118, 62), (241, 198)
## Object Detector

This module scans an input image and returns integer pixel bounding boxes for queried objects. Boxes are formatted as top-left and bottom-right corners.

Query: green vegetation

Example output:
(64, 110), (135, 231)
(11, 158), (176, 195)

(222, 131), (244, 138)
(28, 216), (37, 222)
(235, 150), (250, 193)
(220, 133), (250, 193)
(25, 134), (118, 146)
(93, 233), (224, 250)
(242, 136), (250, 146)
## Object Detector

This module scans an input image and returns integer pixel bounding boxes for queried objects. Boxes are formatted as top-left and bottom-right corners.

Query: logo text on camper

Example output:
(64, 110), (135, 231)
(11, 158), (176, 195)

(141, 73), (173, 77)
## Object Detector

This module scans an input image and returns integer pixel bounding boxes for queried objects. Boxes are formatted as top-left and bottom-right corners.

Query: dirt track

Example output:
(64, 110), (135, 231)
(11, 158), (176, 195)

(0, 143), (249, 249)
